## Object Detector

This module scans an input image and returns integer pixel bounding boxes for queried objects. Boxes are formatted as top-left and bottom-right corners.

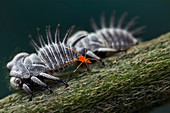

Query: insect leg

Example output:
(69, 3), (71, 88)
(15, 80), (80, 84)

(30, 76), (53, 93)
(38, 72), (69, 87)
(97, 48), (126, 53)
(86, 51), (105, 65)
(73, 62), (83, 72)
(84, 62), (90, 71)
(22, 83), (33, 101)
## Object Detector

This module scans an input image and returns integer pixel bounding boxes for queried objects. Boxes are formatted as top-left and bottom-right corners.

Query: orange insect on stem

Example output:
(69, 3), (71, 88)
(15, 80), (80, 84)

(66, 47), (100, 72)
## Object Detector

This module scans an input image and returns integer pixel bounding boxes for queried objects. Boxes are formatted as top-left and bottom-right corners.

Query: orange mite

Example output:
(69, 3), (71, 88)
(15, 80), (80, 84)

(66, 47), (100, 72)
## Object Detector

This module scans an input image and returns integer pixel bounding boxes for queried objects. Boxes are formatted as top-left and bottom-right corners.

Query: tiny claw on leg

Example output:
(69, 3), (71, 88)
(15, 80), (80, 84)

(63, 81), (69, 88)
(86, 66), (90, 71)
(57, 79), (69, 88)
(29, 93), (33, 101)
(99, 59), (105, 66)
(46, 86), (53, 93)
(65, 84), (69, 88)
(87, 68), (91, 71)
(122, 49), (127, 53)
(84, 63), (91, 72)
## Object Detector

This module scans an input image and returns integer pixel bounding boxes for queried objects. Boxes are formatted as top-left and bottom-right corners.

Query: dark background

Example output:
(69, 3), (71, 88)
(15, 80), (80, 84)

(0, 0), (169, 100)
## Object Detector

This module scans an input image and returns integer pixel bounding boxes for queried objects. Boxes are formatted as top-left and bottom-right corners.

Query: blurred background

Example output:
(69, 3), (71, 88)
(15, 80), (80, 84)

(0, 0), (169, 103)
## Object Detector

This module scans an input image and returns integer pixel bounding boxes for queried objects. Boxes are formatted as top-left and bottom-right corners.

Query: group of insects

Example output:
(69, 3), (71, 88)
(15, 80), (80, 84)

(7, 12), (144, 101)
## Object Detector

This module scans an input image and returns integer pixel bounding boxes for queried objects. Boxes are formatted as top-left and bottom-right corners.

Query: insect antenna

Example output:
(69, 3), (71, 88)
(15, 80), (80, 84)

(66, 47), (82, 56)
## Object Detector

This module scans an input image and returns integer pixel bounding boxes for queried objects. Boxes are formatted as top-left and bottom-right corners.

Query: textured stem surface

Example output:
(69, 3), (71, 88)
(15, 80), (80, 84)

(0, 32), (170, 113)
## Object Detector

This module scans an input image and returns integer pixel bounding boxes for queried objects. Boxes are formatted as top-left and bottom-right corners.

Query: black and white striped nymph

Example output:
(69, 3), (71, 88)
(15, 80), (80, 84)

(68, 12), (145, 59)
(6, 25), (87, 101)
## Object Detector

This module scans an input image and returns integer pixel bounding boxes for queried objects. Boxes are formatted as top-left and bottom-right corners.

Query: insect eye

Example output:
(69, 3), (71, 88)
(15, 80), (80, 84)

(15, 78), (21, 84)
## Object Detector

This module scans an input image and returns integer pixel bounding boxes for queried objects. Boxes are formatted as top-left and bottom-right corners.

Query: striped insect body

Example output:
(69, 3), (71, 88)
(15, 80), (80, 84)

(6, 25), (89, 101)
(68, 12), (145, 59)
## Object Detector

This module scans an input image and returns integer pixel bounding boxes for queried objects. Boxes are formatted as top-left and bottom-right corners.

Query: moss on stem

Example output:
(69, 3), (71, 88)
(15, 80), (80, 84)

(0, 32), (170, 113)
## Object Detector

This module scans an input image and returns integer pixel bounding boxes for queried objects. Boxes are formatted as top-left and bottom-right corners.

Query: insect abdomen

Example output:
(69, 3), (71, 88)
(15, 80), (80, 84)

(69, 12), (144, 54)
(29, 26), (78, 73)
